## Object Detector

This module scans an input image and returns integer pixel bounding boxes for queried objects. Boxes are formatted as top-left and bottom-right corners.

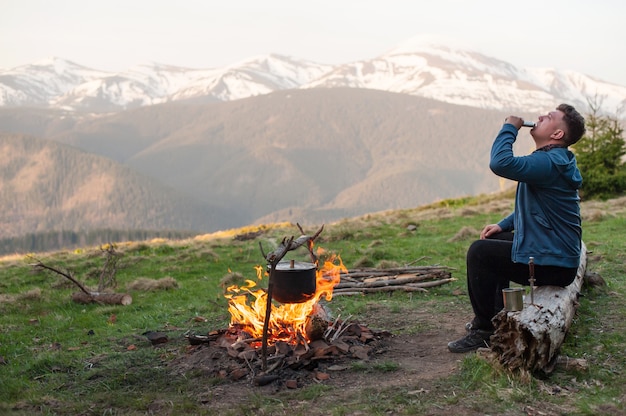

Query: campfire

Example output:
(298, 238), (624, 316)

(180, 224), (453, 387)
(223, 225), (389, 362)
(182, 225), (392, 386)
(224, 249), (345, 346)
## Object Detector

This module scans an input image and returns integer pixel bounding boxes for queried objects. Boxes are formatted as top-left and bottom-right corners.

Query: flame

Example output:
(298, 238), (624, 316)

(224, 249), (346, 344)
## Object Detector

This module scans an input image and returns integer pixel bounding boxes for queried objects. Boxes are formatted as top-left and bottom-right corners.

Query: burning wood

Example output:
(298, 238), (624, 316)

(224, 247), (345, 344)
(227, 224), (345, 369)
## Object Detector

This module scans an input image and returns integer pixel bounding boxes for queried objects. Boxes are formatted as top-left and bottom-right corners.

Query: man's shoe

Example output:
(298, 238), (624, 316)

(447, 329), (493, 353)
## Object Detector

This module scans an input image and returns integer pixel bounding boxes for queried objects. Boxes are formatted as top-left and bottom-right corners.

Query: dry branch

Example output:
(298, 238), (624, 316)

(30, 256), (132, 306)
(259, 224), (324, 370)
(97, 244), (121, 292)
(261, 224), (324, 266)
(339, 266), (449, 280)
(334, 285), (427, 294)
(336, 273), (450, 289)
(31, 260), (91, 296)
(333, 278), (456, 295)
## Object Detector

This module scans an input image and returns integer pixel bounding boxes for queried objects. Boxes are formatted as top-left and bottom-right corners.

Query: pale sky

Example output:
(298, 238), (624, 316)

(1, 0), (625, 86)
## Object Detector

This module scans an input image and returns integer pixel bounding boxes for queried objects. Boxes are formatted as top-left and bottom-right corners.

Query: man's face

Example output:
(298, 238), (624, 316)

(531, 109), (566, 142)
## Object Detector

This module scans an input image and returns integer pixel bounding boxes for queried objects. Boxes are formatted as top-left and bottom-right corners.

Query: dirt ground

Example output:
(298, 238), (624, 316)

(164, 300), (592, 416)
(167, 304), (474, 415)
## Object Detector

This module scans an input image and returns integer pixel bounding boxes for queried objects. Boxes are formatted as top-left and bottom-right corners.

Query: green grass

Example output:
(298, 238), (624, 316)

(1, 193), (625, 415)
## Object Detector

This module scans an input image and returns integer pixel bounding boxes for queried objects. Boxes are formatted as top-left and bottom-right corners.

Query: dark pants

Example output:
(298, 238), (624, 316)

(466, 232), (577, 330)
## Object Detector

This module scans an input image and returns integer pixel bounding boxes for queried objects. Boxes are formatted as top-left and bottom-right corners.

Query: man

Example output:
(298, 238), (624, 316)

(448, 103), (586, 353)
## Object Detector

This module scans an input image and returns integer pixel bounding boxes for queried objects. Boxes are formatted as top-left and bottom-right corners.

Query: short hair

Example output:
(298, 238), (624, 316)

(557, 103), (586, 145)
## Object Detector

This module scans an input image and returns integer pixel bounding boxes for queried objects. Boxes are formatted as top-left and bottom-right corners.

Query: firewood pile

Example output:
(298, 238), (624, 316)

(333, 265), (455, 296)
(180, 317), (392, 387)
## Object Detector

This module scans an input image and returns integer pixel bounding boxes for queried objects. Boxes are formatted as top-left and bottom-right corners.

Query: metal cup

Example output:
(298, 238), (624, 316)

(502, 288), (524, 311)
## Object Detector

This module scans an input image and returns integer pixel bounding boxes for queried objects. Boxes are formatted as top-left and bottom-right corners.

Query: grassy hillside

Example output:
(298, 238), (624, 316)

(0, 89), (535, 244)
(1, 192), (625, 415)
(0, 133), (230, 239)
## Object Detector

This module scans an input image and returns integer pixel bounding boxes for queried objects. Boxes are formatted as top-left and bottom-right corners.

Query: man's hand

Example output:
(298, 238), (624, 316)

(504, 116), (524, 129)
(480, 224), (502, 239)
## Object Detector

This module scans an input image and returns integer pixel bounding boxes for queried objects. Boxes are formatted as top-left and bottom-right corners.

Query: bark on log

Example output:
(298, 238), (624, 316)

(71, 292), (133, 305)
(490, 242), (587, 374)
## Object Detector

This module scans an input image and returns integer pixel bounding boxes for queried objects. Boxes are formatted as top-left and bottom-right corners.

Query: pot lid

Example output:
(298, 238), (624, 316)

(274, 260), (316, 271)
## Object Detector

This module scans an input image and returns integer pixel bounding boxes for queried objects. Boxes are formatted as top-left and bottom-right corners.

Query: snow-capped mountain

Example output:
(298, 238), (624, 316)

(0, 58), (110, 107)
(1, 36), (625, 113)
(0, 55), (332, 112)
(169, 54), (332, 102)
(50, 63), (196, 110)
(303, 36), (626, 113)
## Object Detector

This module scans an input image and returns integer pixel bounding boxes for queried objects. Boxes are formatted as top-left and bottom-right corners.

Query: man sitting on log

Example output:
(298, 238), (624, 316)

(447, 103), (586, 353)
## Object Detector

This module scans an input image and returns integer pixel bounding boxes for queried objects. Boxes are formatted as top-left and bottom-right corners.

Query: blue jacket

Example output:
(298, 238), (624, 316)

(490, 124), (582, 268)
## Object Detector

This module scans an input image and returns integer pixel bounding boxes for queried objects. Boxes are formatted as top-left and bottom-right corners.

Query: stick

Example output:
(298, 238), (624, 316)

(331, 291), (363, 297)
(330, 315), (353, 342)
(31, 260), (92, 296)
(259, 225), (326, 370)
(340, 265), (452, 278)
(335, 273), (447, 289)
(404, 256), (430, 266)
(406, 278), (456, 288)
(332, 278), (455, 294)
(333, 286), (428, 294)
(324, 314), (342, 339)
(261, 261), (278, 371)
(263, 225), (324, 264)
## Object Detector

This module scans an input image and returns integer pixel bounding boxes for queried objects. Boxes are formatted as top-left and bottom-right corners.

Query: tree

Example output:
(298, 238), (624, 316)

(573, 99), (626, 200)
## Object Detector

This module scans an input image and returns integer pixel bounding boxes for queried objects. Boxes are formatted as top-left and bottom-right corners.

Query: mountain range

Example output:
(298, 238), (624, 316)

(2, 36), (625, 114)
(1, 36), (625, 249)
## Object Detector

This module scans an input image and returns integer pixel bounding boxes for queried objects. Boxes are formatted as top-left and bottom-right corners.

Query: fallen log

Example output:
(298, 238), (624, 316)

(71, 291), (133, 305)
(490, 242), (587, 375)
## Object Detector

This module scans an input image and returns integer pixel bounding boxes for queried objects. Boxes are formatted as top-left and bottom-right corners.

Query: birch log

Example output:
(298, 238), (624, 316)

(490, 242), (587, 374)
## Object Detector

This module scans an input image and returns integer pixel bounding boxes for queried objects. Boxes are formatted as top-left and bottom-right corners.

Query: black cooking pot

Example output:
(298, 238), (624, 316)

(271, 260), (317, 304)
